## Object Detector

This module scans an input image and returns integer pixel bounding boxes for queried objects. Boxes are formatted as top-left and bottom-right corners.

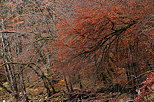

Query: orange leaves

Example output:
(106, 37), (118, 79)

(0, 2), (25, 28)
(3, 15), (24, 28)
(5, 1), (16, 8)
(120, 36), (134, 47)
(56, 18), (70, 28)
(127, 0), (137, 6)
(58, 0), (153, 52)
(56, 0), (153, 90)
(7, 15), (21, 22)
(7, 21), (24, 27)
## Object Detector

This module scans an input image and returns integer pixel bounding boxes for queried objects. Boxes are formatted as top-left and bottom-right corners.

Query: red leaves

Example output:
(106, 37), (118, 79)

(142, 73), (154, 89)
(56, 1), (153, 97)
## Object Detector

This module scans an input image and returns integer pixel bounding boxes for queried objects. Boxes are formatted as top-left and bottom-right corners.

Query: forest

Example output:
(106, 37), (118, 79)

(0, 0), (153, 102)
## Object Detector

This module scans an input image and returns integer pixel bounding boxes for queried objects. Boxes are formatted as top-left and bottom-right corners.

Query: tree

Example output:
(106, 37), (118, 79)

(57, 0), (153, 93)
(0, 0), (153, 101)
(0, 0), (58, 101)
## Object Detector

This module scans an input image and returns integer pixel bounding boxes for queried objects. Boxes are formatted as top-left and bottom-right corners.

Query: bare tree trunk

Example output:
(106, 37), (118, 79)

(28, 64), (56, 96)
(68, 75), (73, 92)
(63, 73), (70, 92)
(14, 34), (29, 102)
(78, 74), (83, 89)
(1, 19), (19, 101)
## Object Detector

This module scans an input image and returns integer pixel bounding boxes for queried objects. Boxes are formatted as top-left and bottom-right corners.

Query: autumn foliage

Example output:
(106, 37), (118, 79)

(57, 0), (153, 100)
(0, 0), (153, 101)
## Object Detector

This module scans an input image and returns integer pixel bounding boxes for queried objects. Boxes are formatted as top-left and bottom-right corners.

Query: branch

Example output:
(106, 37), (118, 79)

(0, 31), (16, 33)
(0, 62), (35, 67)
(78, 20), (136, 56)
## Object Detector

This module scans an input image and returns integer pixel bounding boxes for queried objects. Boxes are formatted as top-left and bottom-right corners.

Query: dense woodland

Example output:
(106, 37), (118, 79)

(0, 0), (153, 102)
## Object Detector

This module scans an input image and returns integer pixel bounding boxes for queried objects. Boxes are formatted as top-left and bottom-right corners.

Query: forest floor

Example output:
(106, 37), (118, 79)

(0, 81), (154, 101)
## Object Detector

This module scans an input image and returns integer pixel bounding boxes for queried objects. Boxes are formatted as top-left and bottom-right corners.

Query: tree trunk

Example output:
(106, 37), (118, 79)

(1, 19), (20, 101)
